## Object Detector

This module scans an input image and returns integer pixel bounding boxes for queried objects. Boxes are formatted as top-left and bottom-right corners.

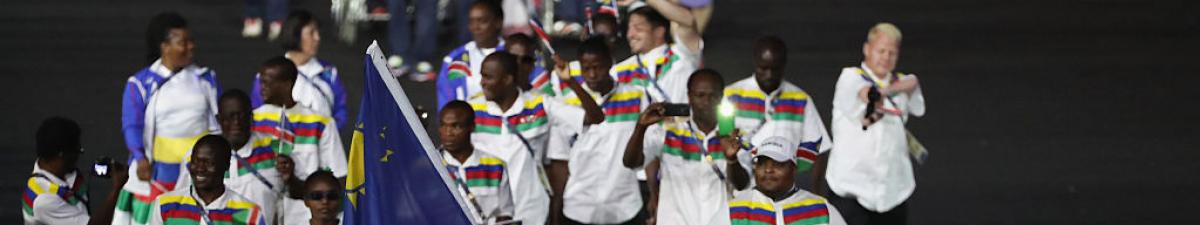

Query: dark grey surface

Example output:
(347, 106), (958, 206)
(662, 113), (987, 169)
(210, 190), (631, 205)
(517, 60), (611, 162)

(2, 0), (1198, 223)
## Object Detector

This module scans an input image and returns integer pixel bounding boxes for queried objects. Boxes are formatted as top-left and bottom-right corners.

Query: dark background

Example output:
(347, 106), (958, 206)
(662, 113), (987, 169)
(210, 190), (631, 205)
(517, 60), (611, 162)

(2, 0), (1198, 223)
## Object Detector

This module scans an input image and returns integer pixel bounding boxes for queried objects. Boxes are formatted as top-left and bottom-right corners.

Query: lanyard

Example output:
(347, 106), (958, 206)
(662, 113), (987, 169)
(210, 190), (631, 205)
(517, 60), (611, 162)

(635, 47), (673, 102)
(188, 188), (216, 225)
(683, 121), (727, 181)
(858, 72), (905, 116)
(232, 150), (275, 190)
(440, 150), (490, 222)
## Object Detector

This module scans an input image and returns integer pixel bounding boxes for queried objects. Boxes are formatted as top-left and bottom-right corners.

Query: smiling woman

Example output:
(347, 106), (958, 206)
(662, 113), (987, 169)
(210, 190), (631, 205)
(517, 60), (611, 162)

(116, 11), (222, 225)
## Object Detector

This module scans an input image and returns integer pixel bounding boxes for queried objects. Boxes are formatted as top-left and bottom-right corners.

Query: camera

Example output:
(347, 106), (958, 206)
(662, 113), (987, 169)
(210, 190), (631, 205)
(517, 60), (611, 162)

(863, 87), (882, 130)
(92, 156), (122, 178)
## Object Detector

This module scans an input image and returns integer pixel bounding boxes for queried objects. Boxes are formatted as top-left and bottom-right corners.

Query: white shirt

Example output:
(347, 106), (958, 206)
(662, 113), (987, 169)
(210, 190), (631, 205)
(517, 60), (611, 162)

(826, 64), (925, 212)
(145, 59), (220, 166)
(638, 119), (732, 225)
(723, 77), (832, 166)
(442, 150), (516, 224)
(547, 84), (648, 223)
(612, 34), (703, 104)
(252, 104), (347, 178)
(287, 54), (337, 120)
(148, 187), (266, 225)
(728, 188), (846, 225)
(546, 61), (622, 97)
(467, 90), (552, 225)
(23, 163), (89, 225)
(252, 104), (348, 225)
(223, 133), (283, 225)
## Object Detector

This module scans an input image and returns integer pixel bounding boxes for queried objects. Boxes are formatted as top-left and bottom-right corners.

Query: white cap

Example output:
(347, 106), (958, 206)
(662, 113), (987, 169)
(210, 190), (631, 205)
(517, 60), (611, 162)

(752, 136), (796, 163)
(628, 1), (648, 11)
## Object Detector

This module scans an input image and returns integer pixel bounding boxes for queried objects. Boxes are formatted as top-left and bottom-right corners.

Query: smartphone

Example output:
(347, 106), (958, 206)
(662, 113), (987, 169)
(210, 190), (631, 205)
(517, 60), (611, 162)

(662, 103), (690, 117)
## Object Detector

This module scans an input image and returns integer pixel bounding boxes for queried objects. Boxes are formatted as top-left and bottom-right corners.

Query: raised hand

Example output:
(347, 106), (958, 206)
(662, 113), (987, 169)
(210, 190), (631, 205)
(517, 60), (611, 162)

(637, 103), (667, 128)
(720, 129), (742, 160)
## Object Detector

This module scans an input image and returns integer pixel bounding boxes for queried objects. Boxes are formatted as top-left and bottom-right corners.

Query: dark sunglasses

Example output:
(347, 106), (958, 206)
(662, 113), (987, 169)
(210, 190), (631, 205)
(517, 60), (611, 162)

(305, 191), (343, 201)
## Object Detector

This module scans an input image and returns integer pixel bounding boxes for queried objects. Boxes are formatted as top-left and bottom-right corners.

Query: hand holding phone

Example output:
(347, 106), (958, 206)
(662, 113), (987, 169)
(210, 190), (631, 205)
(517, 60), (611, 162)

(662, 103), (690, 117)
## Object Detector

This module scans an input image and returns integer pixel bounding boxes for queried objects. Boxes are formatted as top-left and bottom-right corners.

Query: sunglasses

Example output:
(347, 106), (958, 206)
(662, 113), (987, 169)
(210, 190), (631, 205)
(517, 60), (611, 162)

(305, 191), (343, 201)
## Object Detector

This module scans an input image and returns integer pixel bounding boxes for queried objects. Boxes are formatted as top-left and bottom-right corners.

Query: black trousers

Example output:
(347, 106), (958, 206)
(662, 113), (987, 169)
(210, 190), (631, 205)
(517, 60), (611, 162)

(823, 184), (908, 225)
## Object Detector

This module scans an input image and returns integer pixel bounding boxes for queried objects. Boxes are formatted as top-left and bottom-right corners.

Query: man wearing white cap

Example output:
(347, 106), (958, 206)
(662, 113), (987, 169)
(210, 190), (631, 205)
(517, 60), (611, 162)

(724, 136), (846, 225)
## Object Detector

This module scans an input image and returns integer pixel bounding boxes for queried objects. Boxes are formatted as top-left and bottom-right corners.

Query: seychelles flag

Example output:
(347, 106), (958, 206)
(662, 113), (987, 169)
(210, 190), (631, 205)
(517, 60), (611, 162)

(344, 41), (476, 225)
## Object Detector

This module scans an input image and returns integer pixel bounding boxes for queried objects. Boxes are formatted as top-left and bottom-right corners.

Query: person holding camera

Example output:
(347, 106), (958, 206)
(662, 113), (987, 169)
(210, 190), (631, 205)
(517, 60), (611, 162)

(826, 23), (925, 225)
(23, 117), (130, 225)
(622, 69), (741, 225)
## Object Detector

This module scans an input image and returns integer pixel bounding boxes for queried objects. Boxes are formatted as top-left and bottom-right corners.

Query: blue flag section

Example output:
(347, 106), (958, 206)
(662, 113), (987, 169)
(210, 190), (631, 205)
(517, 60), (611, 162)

(344, 41), (475, 225)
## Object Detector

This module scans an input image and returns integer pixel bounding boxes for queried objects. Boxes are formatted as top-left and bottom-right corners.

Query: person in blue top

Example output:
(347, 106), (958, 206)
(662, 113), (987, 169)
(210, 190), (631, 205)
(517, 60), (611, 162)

(251, 10), (349, 129)
(436, 0), (506, 112)
(118, 12), (221, 225)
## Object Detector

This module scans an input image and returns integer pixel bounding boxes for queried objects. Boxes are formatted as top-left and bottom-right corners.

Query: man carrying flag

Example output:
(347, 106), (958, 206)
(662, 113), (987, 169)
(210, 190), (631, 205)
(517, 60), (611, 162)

(440, 100), (517, 224)
(344, 41), (475, 225)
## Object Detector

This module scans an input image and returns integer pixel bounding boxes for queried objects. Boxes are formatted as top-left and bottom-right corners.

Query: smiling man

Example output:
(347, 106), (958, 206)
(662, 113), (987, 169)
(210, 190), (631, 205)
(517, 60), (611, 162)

(148, 135), (265, 225)
(726, 136), (846, 225)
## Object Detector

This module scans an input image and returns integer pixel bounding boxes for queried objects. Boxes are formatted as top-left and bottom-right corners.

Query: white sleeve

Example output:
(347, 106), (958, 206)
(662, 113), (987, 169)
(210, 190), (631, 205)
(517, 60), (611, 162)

(802, 98), (833, 154)
(904, 75), (926, 118)
(546, 98), (584, 161)
(509, 152), (550, 225)
(497, 166), (516, 218)
(671, 33), (703, 64)
(147, 198), (164, 225)
(31, 195), (90, 225)
(320, 119), (349, 177)
(641, 124), (667, 167)
(832, 70), (871, 127)
(826, 202), (848, 225)
(206, 72), (222, 135)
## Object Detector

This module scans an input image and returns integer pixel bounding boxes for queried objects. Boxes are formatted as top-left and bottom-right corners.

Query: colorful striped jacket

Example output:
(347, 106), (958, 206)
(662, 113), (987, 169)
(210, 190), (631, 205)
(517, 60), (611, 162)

(442, 150), (515, 222)
(723, 77), (831, 171)
(117, 60), (219, 225)
(467, 90), (554, 225)
(148, 187), (266, 225)
(252, 104), (348, 179)
(22, 164), (89, 225)
(251, 56), (348, 128)
(437, 41), (506, 112)
(728, 188), (845, 225)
